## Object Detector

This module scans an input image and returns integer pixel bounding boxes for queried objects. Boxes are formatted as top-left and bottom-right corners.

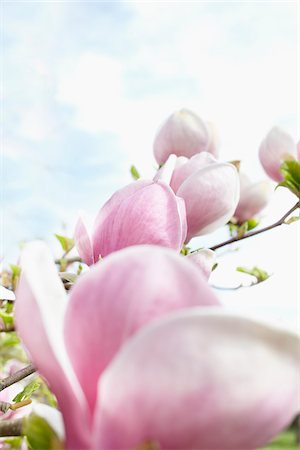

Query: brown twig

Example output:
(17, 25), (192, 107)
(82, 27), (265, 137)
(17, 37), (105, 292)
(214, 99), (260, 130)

(207, 201), (300, 252)
(0, 364), (36, 392)
(54, 256), (82, 265)
(0, 418), (23, 437)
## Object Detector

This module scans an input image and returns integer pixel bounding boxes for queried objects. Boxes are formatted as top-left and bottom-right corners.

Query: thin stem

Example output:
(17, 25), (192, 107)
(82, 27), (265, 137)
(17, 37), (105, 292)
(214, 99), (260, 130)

(54, 256), (82, 265)
(0, 364), (36, 392)
(0, 418), (23, 437)
(208, 201), (300, 252)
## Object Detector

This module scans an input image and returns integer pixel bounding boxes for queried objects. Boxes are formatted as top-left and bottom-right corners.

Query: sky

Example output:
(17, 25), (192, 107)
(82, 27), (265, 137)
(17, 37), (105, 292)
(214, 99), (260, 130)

(1, 1), (299, 330)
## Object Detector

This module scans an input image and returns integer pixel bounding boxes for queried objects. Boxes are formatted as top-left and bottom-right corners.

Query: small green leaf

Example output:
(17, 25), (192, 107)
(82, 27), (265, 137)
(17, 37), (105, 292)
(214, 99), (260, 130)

(24, 414), (64, 450)
(180, 244), (191, 256)
(246, 218), (259, 231)
(212, 263), (218, 272)
(1, 332), (19, 346)
(55, 234), (75, 253)
(3, 437), (25, 449)
(10, 264), (21, 278)
(236, 266), (270, 283)
(130, 165), (140, 180)
(13, 379), (41, 403)
(277, 160), (300, 197)
(0, 310), (14, 326)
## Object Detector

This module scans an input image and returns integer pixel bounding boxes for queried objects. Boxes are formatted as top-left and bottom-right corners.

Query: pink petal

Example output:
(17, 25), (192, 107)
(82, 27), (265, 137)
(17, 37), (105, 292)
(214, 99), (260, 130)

(234, 173), (273, 223)
(187, 248), (216, 279)
(153, 154), (177, 185)
(153, 109), (210, 164)
(259, 127), (297, 182)
(177, 162), (240, 241)
(92, 181), (187, 258)
(94, 309), (300, 450)
(15, 242), (91, 450)
(170, 152), (216, 193)
(74, 216), (94, 265)
(64, 246), (220, 413)
(297, 140), (300, 160)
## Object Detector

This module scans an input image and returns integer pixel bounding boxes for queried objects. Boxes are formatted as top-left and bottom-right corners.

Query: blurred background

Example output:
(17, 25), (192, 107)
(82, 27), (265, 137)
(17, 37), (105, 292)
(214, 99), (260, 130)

(1, 2), (298, 330)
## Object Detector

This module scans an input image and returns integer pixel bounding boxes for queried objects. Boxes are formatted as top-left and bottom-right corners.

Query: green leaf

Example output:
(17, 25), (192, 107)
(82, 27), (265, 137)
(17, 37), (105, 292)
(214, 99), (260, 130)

(13, 379), (41, 403)
(180, 244), (191, 256)
(1, 332), (20, 347)
(0, 310), (14, 326)
(277, 160), (300, 197)
(246, 218), (259, 231)
(24, 414), (64, 450)
(236, 266), (270, 283)
(55, 234), (75, 253)
(3, 437), (25, 449)
(130, 165), (140, 180)
(10, 264), (21, 278)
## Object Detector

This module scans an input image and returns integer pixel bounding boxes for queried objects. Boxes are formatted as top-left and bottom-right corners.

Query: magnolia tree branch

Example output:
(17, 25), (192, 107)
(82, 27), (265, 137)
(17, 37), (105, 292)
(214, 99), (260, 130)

(0, 364), (36, 392)
(209, 200), (300, 252)
(54, 256), (82, 265)
(0, 418), (23, 437)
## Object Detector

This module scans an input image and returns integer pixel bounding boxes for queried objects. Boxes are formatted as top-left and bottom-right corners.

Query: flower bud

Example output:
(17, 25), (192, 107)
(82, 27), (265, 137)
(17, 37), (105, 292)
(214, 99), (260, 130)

(259, 127), (297, 181)
(233, 173), (273, 223)
(153, 109), (214, 164)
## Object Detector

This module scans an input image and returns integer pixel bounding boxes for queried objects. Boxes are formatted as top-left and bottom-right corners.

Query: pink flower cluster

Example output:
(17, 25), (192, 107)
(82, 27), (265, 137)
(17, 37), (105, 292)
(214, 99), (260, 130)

(14, 109), (300, 450)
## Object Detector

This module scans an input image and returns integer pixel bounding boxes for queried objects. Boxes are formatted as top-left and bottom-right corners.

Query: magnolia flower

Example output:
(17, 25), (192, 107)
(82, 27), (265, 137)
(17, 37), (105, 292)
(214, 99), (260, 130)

(259, 127), (297, 181)
(15, 242), (300, 450)
(156, 152), (240, 242)
(233, 173), (273, 223)
(153, 109), (219, 164)
(74, 179), (187, 265)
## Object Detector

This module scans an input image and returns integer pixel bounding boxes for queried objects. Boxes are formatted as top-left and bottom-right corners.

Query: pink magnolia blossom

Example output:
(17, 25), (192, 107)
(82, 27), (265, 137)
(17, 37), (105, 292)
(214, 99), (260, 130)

(15, 242), (300, 450)
(297, 140), (300, 160)
(156, 153), (240, 242)
(233, 173), (273, 223)
(74, 179), (187, 265)
(153, 109), (219, 164)
(259, 127), (297, 181)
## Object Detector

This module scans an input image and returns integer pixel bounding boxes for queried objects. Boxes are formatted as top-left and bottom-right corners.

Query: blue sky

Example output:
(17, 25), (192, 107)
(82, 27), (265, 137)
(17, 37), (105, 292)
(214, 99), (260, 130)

(1, 1), (299, 329)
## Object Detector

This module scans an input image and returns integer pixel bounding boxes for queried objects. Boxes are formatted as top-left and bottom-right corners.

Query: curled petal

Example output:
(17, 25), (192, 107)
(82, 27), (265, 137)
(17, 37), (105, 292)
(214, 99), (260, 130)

(259, 127), (297, 181)
(64, 246), (220, 412)
(153, 109), (210, 164)
(177, 163), (240, 241)
(153, 154), (177, 185)
(15, 242), (90, 450)
(187, 248), (216, 279)
(74, 216), (94, 265)
(94, 309), (300, 450)
(170, 152), (216, 193)
(92, 181), (187, 258)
